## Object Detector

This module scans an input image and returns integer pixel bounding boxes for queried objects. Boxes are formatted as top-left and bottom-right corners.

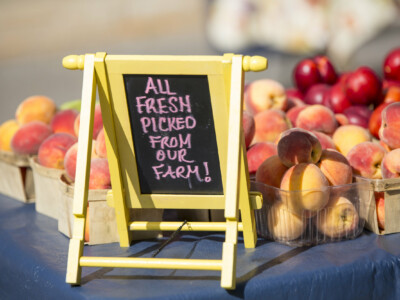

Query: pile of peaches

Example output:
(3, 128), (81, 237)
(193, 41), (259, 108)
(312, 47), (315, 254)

(245, 47), (400, 239)
(0, 96), (110, 190)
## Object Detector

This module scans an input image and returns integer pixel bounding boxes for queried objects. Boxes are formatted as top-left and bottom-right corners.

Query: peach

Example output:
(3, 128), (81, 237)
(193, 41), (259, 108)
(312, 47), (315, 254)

(284, 96), (305, 112)
(346, 141), (386, 179)
(375, 192), (385, 230)
(379, 102), (400, 149)
(37, 133), (77, 169)
(332, 125), (371, 157)
(11, 121), (52, 155)
(277, 128), (322, 167)
(242, 110), (255, 148)
(381, 148), (400, 178)
(312, 131), (336, 150)
(253, 109), (291, 144)
(74, 103), (103, 139)
(255, 155), (288, 189)
(244, 79), (287, 114)
(335, 113), (349, 126)
(0, 119), (20, 152)
(50, 109), (79, 137)
(280, 163), (329, 215)
(296, 104), (338, 134)
(89, 158), (111, 190)
(286, 105), (307, 126)
(16, 95), (56, 125)
(246, 142), (277, 175)
(64, 141), (98, 181)
(316, 196), (359, 238)
(267, 201), (306, 241)
(95, 128), (107, 158)
(317, 149), (353, 186)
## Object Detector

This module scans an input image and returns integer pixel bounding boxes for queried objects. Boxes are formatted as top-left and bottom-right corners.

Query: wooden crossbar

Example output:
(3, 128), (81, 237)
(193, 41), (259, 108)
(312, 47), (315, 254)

(128, 221), (244, 232)
(79, 256), (222, 271)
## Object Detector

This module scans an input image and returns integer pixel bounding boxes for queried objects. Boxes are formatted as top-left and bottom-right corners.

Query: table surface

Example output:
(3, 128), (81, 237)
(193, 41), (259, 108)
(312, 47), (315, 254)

(0, 194), (399, 300)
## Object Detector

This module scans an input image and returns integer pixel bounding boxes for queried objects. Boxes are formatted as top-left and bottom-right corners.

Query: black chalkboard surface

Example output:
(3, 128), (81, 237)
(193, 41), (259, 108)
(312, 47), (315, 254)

(124, 74), (223, 195)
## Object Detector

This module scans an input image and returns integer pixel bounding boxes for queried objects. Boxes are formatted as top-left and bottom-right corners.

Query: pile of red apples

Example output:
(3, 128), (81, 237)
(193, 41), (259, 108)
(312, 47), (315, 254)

(0, 96), (111, 191)
(244, 47), (400, 236)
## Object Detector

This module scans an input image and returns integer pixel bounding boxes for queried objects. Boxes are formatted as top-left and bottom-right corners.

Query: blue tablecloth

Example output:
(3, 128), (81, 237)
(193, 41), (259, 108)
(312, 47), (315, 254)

(0, 194), (399, 300)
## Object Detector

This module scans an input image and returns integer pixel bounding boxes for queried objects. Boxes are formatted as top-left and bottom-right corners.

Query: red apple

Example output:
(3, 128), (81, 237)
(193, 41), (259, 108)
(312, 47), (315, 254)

(343, 105), (373, 129)
(368, 102), (391, 139)
(383, 79), (400, 91)
(345, 66), (382, 106)
(304, 83), (331, 106)
(383, 47), (400, 82)
(323, 83), (352, 113)
(314, 55), (338, 85)
(293, 59), (321, 93)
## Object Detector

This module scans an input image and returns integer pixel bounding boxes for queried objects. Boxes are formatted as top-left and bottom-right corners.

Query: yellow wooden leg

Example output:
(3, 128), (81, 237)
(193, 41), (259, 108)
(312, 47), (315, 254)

(221, 220), (238, 289)
(66, 238), (84, 284)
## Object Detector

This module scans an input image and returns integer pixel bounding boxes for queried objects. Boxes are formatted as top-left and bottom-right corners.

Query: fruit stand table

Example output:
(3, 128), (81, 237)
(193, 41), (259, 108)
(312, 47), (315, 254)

(0, 193), (399, 300)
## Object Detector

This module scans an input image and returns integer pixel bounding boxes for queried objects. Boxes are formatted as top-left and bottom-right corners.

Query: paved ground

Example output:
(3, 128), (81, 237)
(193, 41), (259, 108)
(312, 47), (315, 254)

(0, 0), (399, 123)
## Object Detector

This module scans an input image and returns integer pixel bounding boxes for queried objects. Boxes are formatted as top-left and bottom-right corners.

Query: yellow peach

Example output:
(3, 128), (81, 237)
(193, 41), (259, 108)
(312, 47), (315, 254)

(16, 95), (56, 125)
(0, 119), (20, 152)
(332, 125), (371, 156)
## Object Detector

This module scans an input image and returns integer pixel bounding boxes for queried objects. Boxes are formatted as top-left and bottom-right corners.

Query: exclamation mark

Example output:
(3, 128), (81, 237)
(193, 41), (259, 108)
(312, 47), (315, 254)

(203, 162), (211, 182)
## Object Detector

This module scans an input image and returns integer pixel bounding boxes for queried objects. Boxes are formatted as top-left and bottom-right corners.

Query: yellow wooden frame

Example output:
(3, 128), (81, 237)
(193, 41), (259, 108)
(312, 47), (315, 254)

(63, 52), (267, 289)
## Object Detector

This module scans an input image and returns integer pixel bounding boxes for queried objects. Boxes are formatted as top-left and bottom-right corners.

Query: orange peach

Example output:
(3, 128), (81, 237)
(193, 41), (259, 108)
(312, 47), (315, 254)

(16, 95), (56, 125)
(379, 102), (400, 149)
(312, 131), (336, 150)
(244, 79), (287, 114)
(296, 104), (338, 134)
(74, 103), (103, 139)
(253, 109), (291, 144)
(277, 128), (322, 167)
(242, 110), (255, 148)
(280, 163), (329, 215)
(64, 141), (98, 181)
(332, 125), (371, 157)
(11, 121), (52, 155)
(37, 133), (77, 169)
(0, 120), (20, 152)
(267, 201), (306, 241)
(246, 142), (277, 175)
(335, 113), (349, 126)
(95, 128), (107, 158)
(255, 155), (288, 189)
(317, 149), (353, 186)
(316, 196), (359, 238)
(286, 105), (307, 126)
(375, 192), (385, 230)
(346, 141), (386, 179)
(89, 158), (111, 190)
(50, 109), (79, 137)
(381, 148), (400, 178)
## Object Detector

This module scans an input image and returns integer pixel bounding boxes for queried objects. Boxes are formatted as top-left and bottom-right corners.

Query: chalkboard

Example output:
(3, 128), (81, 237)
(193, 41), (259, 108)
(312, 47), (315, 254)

(124, 74), (223, 195)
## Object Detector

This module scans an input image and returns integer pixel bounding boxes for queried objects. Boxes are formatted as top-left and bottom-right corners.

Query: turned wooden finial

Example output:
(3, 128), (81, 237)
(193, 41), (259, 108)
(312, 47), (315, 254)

(242, 56), (268, 72)
(62, 55), (85, 70)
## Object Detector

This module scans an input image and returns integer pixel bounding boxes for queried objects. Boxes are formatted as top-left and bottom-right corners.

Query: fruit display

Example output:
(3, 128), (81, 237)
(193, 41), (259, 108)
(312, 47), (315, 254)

(0, 97), (110, 191)
(246, 47), (400, 240)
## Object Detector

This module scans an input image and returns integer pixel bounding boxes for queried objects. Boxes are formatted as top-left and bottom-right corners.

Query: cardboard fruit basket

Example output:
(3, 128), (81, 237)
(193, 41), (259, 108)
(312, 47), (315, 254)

(30, 157), (64, 219)
(355, 176), (400, 235)
(0, 150), (35, 203)
(58, 174), (163, 245)
(251, 180), (372, 246)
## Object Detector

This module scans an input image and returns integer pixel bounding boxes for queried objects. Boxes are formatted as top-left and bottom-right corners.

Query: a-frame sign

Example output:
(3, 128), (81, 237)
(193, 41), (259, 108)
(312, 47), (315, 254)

(63, 52), (267, 289)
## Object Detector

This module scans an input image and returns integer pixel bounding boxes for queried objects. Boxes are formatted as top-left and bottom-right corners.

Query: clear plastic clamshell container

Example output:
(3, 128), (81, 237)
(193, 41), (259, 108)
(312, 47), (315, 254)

(251, 180), (373, 247)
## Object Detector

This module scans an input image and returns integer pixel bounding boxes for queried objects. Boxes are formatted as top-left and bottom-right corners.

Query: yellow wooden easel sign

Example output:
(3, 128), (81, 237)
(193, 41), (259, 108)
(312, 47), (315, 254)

(63, 52), (267, 289)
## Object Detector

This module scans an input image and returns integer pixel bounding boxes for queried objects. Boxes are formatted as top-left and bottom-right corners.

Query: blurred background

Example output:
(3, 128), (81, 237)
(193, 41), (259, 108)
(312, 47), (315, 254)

(0, 0), (399, 122)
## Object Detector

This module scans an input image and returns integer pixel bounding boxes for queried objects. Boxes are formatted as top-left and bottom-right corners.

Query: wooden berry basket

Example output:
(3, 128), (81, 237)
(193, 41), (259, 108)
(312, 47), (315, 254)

(0, 150), (35, 203)
(355, 176), (400, 235)
(30, 156), (64, 219)
(58, 174), (163, 245)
